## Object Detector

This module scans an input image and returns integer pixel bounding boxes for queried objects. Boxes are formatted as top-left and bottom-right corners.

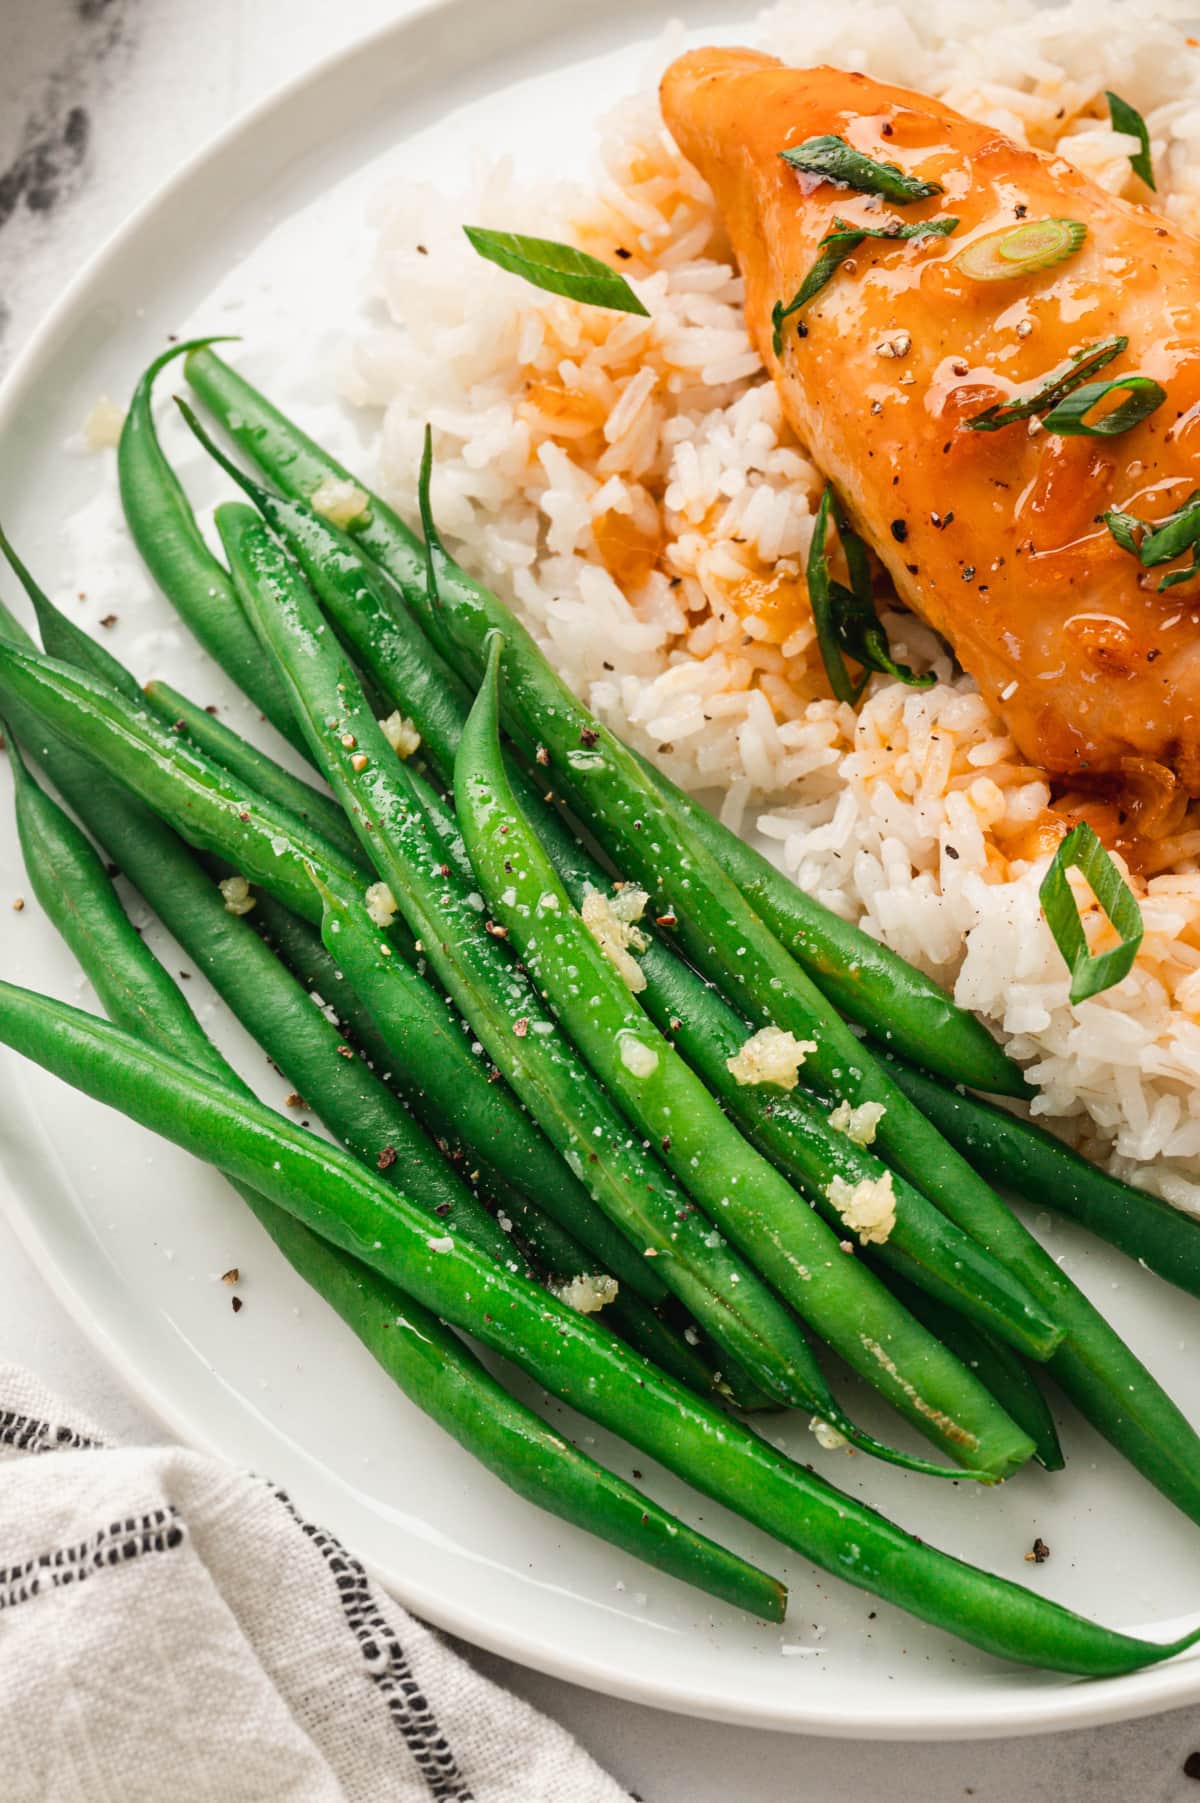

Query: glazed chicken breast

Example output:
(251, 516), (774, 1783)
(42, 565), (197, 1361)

(661, 50), (1200, 795)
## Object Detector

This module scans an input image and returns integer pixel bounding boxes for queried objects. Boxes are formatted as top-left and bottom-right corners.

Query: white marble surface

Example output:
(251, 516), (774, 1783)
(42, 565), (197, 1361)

(5, 2), (1200, 1796)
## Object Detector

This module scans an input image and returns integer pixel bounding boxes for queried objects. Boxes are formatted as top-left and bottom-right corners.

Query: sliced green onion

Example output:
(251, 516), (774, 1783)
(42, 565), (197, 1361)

(965, 336), (1127, 432)
(954, 218), (1087, 283)
(1042, 374), (1166, 437)
(1039, 822), (1143, 1004)
(1103, 490), (1200, 591)
(834, 215), (959, 246)
(462, 227), (649, 317)
(1156, 552), (1200, 592)
(780, 134), (942, 203)
(1105, 91), (1156, 191)
(771, 216), (957, 355)
(1141, 495), (1200, 566)
(1103, 507), (1142, 555)
(806, 484), (935, 706)
(772, 236), (858, 354)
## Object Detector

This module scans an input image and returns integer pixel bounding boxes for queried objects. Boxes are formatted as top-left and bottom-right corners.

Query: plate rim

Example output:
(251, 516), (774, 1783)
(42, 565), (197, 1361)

(3, 0), (1200, 1740)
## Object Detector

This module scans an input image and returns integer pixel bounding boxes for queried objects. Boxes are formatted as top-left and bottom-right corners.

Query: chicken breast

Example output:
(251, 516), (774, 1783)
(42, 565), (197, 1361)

(661, 49), (1200, 796)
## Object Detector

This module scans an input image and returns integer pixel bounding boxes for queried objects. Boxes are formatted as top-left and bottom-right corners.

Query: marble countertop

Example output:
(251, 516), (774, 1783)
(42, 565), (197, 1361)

(5, 3), (1200, 1796)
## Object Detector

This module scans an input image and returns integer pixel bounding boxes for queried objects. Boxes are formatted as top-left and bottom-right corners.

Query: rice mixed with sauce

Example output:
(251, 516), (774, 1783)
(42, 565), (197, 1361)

(341, 0), (1200, 1211)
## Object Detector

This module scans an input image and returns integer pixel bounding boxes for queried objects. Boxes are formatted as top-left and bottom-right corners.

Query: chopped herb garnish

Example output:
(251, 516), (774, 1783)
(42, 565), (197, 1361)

(1156, 554), (1200, 592)
(1039, 822), (1143, 1004)
(1103, 506), (1142, 556)
(1042, 374), (1165, 437)
(1141, 498), (1200, 566)
(964, 336), (1127, 432)
(835, 215), (959, 246)
(954, 218), (1087, 283)
(1105, 91), (1156, 191)
(806, 484), (935, 705)
(1103, 489), (1200, 590)
(771, 215), (958, 355)
(780, 134), (942, 203)
(462, 227), (649, 316)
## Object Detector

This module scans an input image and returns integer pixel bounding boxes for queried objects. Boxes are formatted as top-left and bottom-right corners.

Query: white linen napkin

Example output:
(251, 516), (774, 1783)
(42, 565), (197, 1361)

(0, 1364), (628, 1802)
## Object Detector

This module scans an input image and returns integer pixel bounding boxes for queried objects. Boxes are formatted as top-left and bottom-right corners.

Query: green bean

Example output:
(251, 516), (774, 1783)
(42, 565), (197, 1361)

(14, 649), (1181, 1521)
(7, 627), (702, 1399)
(6, 731), (209, 1052)
(176, 399), (607, 903)
(11, 723), (708, 1395)
(174, 395), (473, 777)
(887, 1059), (1200, 1302)
(416, 445), (1004, 1199)
(181, 343), (1024, 1097)
(2, 523), (360, 869)
(21, 404), (1200, 1525)
(8, 980), (1200, 1676)
(391, 443), (1200, 1527)
(880, 1273), (1064, 1472)
(177, 366), (1046, 1312)
(413, 761), (1061, 1364)
(301, 863), (760, 1413)
(215, 499), (902, 1435)
(143, 678), (366, 867)
(291, 872), (679, 1308)
(177, 386), (1014, 1296)
(0, 630), (676, 1333)
(634, 757), (1029, 1099)
(1, 584), (518, 1262)
(0, 638), (364, 924)
(238, 1218), (780, 1620)
(117, 339), (307, 752)
(254, 889), (559, 1292)
(1, 581), (709, 1397)
(0, 548), (681, 1341)
(1, 630), (514, 1266)
(251, 887), (506, 1169)
(455, 635), (1035, 1478)
(164, 394), (1055, 1365)
(605, 923), (1059, 1359)
(0, 533), (731, 1387)
(2, 792), (775, 1622)
(302, 874), (723, 1399)
(0, 523), (144, 705)
(200, 448), (1056, 1370)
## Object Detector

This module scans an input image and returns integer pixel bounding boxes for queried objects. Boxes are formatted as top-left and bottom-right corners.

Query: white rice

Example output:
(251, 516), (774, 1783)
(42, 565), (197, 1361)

(342, 0), (1200, 1212)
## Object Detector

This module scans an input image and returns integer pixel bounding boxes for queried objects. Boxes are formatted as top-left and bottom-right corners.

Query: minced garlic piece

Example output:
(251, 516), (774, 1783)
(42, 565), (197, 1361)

(809, 1417), (849, 1451)
(581, 884), (650, 993)
(379, 711), (421, 759)
(365, 882), (398, 928)
(726, 1026), (816, 1090)
(826, 1171), (896, 1246)
(551, 1273), (619, 1315)
(309, 476), (370, 528)
(617, 1030), (658, 1078)
(827, 1100), (886, 1147)
(83, 395), (125, 450)
(219, 875), (256, 916)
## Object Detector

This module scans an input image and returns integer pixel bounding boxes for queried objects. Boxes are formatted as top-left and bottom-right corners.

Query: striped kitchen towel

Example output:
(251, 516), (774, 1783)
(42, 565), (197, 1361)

(0, 1364), (627, 1802)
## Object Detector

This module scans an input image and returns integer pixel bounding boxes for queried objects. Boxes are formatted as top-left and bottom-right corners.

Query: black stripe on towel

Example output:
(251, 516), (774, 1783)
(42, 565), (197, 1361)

(0, 1506), (185, 1609)
(269, 1485), (474, 1803)
(0, 1405), (100, 1454)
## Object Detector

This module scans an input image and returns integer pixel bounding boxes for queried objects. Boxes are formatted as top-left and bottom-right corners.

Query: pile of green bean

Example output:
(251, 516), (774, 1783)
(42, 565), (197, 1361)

(2, 342), (1200, 1676)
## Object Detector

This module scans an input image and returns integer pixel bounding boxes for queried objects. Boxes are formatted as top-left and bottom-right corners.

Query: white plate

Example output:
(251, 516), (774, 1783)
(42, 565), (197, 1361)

(3, 0), (1200, 1740)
